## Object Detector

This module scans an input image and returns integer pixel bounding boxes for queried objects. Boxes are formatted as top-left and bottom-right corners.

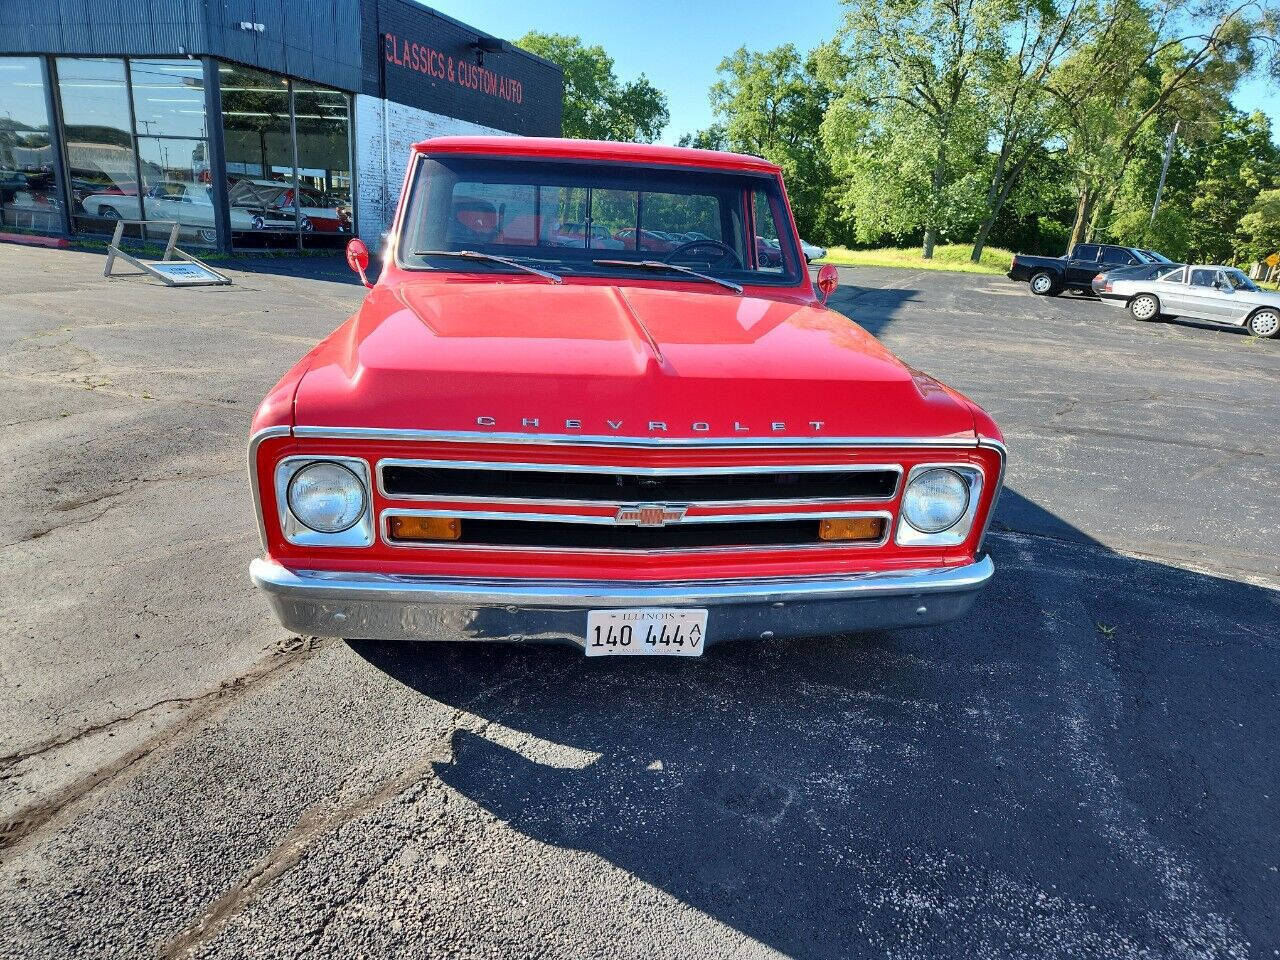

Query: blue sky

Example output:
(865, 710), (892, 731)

(430, 0), (1280, 144)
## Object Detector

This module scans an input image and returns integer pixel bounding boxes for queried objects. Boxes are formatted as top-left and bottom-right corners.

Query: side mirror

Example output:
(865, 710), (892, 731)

(816, 263), (839, 303)
(346, 237), (373, 289)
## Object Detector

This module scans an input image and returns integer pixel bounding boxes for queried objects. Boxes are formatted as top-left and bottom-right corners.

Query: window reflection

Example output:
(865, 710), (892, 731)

(129, 59), (207, 139)
(219, 62), (296, 247)
(56, 57), (139, 237)
(138, 137), (216, 246)
(293, 82), (353, 247)
(0, 57), (63, 234)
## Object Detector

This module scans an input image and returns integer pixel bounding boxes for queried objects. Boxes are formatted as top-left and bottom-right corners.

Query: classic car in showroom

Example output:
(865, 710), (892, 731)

(248, 137), (1006, 656)
(81, 180), (297, 242)
(1096, 262), (1280, 337)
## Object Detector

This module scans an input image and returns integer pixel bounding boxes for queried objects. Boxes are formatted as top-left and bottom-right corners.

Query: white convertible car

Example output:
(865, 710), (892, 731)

(1098, 263), (1280, 338)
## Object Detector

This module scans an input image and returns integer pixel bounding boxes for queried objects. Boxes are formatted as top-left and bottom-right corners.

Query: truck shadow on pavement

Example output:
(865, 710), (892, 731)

(351, 488), (1278, 959)
(818, 280), (918, 338)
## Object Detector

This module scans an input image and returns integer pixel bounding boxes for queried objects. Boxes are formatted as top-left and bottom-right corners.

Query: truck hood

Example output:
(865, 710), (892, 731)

(292, 279), (977, 442)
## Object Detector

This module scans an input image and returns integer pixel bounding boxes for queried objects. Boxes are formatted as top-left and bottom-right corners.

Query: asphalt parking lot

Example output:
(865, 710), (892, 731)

(0, 245), (1277, 959)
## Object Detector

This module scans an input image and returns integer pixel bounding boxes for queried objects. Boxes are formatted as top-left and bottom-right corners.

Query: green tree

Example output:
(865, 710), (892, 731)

(1104, 109), (1278, 261)
(515, 32), (670, 142)
(676, 124), (728, 150)
(689, 44), (836, 241)
(1237, 187), (1280, 262)
(968, 0), (1091, 261)
(1048, 0), (1277, 250)
(820, 0), (1007, 257)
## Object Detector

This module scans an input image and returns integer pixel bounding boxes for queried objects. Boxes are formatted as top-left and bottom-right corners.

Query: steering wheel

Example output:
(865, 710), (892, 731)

(665, 239), (742, 270)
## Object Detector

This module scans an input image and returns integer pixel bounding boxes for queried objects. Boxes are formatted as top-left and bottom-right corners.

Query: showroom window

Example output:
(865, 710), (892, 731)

(293, 82), (354, 248)
(0, 57), (63, 235)
(55, 57), (216, 247)
(55, 58), (140, 239)
(219, 63), (353, 249)
(219, 62), (296, 247)
(130, 59), (214, 247)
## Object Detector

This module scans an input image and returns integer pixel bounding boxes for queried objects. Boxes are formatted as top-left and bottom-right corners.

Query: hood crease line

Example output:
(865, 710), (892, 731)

(614, 287), (667, 369)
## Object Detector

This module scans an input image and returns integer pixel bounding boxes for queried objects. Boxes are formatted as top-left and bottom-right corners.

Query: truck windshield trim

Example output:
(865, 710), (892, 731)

(396, 155), (806, 287)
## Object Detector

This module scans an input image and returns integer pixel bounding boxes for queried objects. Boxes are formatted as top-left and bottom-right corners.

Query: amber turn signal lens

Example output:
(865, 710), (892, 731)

(387, 515), (461, 542)
(818, 516), (885, 542)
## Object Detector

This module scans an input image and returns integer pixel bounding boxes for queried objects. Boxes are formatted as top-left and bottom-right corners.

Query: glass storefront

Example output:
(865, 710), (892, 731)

(4, 54), (353, 250)
(293, 82), (353, 248)
(219, 62), (296, 247)
(55, 58), (139, 238)
(131, 59), (212, 246)
(219, 64), (353, 249)
(0, 57), (63, 235)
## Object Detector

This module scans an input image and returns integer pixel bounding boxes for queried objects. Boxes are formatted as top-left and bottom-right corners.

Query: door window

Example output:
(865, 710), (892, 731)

(1100, 247), (1135, 265)
(1189, 268), (1217, 287)
(1073, 244), (1100, 262)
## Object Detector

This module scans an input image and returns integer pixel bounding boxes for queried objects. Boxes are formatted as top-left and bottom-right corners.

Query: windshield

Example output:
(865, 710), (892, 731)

(227, 179), (290, 208)
(398, 155), (804, 285)
(1224, 268), (1259, 291)
(1142, 249), (1174, 264)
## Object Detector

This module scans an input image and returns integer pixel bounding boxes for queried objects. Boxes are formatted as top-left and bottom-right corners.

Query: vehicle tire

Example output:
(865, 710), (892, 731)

(100, 206), (121, 221)
(1246, 308), (1280, 338)
(1029, 271), (1058, 296)
(197, 228), (217, 244)
(1128, 294), (1160, 322)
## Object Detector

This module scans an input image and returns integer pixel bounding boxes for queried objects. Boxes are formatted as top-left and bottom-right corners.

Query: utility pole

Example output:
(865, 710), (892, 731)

(1150, 121), (1180, 227)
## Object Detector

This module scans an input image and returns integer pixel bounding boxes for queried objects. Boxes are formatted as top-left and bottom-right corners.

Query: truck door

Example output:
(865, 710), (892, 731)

(1066, 244), (1100, 286)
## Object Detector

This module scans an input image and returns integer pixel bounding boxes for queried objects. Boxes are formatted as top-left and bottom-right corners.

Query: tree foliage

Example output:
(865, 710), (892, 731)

(819, 0), (1007, 256)
(681, 44), (837, 240)
(688, 0), (1280, 264)
(526, 4), (1280, 266)
(1237, 186), (1280, 261)
(516, 32), (670, 142)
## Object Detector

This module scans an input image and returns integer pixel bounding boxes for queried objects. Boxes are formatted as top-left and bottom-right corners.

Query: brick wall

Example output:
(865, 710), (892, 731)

(354, 93), (508, 246)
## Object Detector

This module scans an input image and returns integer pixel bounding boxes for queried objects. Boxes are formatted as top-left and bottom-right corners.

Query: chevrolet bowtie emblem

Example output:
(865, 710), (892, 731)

(615, 504), (688, 527)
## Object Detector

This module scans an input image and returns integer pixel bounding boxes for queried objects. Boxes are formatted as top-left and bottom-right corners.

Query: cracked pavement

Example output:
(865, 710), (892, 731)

(0, 248), (1277, 958)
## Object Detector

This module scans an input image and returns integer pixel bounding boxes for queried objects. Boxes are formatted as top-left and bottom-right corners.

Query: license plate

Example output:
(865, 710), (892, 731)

(585, 608), (708, 657)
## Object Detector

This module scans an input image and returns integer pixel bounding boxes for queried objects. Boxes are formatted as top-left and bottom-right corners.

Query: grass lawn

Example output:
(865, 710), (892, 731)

(816, 243), (1013, 275)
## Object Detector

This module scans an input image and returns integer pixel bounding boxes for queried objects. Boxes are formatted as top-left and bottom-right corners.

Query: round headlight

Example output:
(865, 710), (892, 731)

(286, 461), (366, 533)
(902, 468), (970, 534)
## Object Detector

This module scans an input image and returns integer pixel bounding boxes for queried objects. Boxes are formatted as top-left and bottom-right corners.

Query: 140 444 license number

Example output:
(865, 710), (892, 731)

(584, 608), (708, 657)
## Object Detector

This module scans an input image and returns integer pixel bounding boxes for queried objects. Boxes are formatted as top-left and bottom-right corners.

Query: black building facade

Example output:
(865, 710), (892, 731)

(0, 0), (563, 251)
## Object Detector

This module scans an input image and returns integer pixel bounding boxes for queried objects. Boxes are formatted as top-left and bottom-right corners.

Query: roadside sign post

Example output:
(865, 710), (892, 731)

(104, 220), (231, 286)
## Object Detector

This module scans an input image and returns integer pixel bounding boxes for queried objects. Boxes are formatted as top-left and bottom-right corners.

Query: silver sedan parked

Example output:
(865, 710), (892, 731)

(1097, 264), (1280, 338)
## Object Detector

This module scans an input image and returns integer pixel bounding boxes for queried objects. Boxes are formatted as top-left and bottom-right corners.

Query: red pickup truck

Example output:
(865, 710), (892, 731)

(248, 136), (1005, 657)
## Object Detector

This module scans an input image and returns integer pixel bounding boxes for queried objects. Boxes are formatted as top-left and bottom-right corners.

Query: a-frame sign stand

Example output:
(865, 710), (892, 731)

(104, 220), (231, 286)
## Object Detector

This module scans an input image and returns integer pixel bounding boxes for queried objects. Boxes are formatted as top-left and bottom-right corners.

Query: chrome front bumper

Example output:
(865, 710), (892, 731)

(250, 556), (994, 648)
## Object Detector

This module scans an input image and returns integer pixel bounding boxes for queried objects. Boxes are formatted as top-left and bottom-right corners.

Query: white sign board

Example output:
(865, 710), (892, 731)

(149, 261), (228, 286)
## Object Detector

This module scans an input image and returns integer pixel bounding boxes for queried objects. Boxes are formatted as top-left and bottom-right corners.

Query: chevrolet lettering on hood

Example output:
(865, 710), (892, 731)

(474, 416), (826, 433)
(248, 135), (1006, 657)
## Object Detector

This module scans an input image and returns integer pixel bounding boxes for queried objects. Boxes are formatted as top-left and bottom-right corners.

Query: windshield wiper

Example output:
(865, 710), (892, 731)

(591, 259), (742, 293)
(413, 249), (562, 283)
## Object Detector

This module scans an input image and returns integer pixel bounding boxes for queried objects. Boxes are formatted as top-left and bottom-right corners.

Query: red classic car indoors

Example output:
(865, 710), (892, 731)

(248, 137), (1005, 657)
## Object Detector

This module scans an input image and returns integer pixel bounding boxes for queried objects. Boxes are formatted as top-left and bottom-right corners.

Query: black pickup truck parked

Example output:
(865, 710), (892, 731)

(1008, 243), (1173, 295)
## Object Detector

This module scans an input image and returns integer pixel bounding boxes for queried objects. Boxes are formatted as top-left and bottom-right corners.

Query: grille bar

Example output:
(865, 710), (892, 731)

(378, 459), (901, 504)
(380, 509), (893, 553)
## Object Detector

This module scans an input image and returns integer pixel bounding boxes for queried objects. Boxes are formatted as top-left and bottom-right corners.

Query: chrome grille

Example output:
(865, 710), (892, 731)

(378, 459), (901, 505)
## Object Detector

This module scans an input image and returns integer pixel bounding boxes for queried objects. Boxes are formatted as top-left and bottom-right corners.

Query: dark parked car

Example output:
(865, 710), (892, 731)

(1008, 243), (1168, 295)
(1089, 260), (1185, 296)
